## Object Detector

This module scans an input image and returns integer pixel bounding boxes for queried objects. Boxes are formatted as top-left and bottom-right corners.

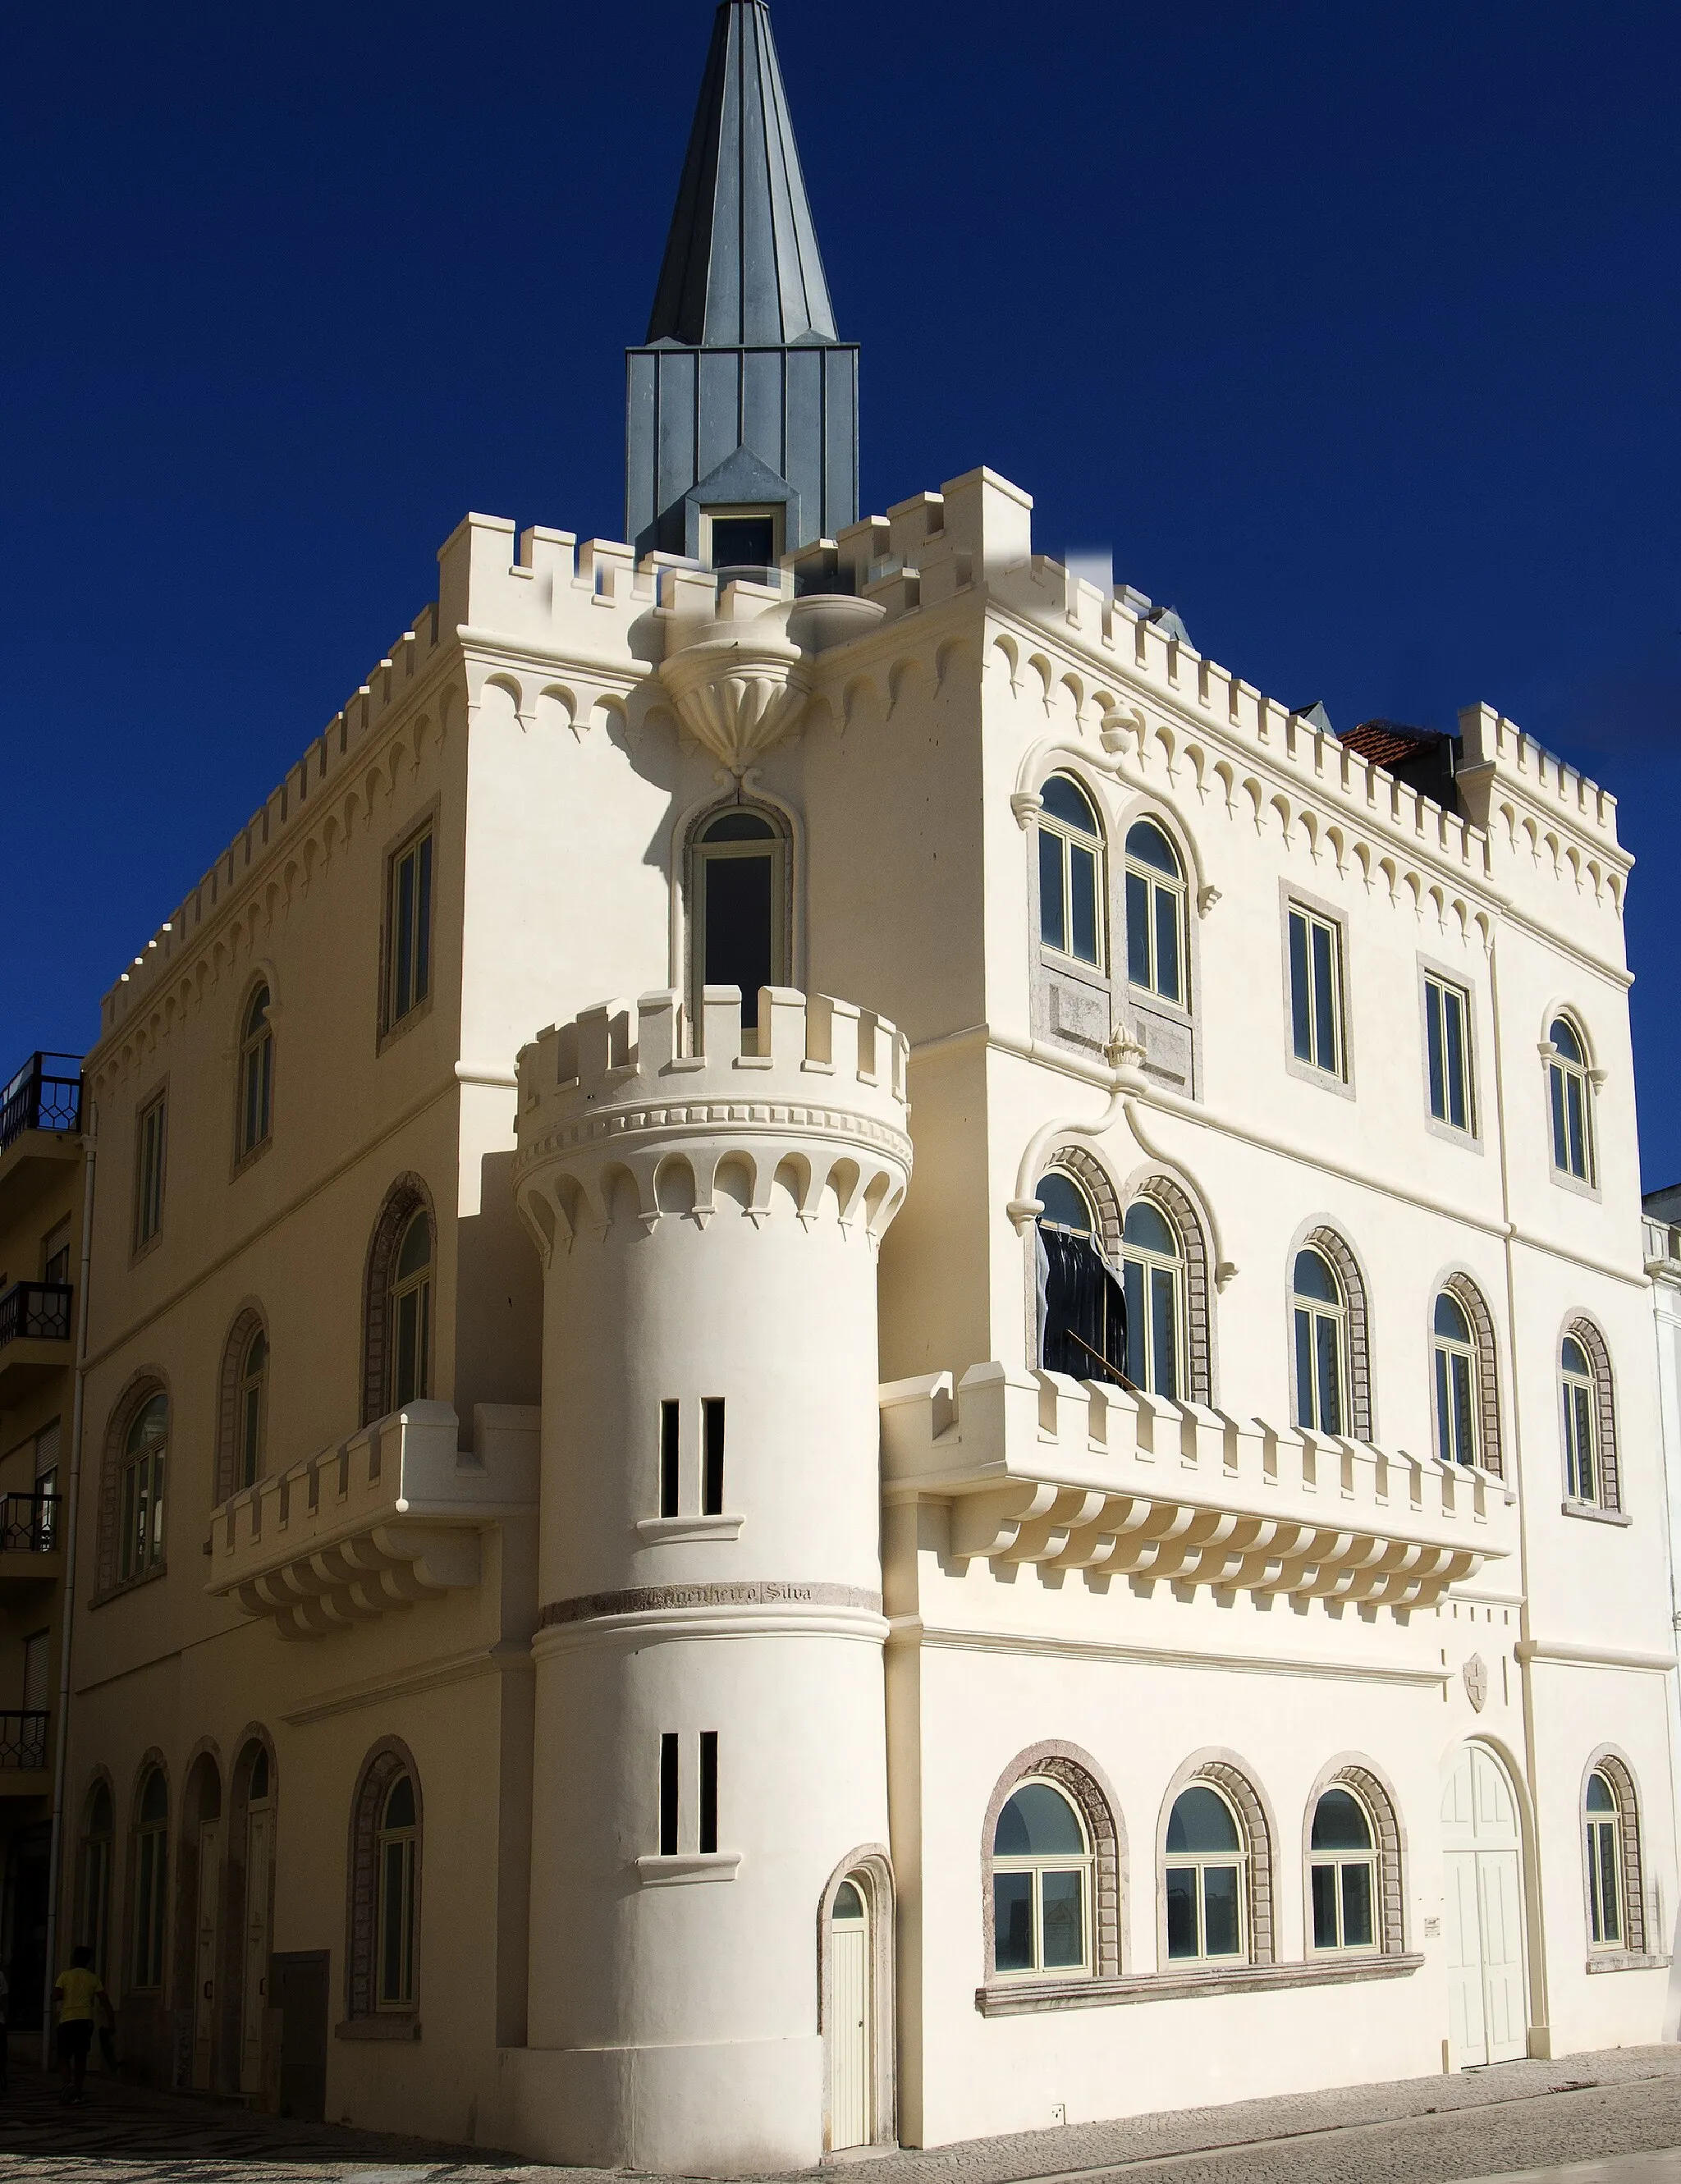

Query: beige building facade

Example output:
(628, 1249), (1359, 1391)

(51, 1), (1681, 2168)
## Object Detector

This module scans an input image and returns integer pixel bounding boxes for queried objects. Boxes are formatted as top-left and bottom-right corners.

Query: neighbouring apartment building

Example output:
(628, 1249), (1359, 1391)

(0, 1052), (83, 2039)
(53, 1), (1681, 2168)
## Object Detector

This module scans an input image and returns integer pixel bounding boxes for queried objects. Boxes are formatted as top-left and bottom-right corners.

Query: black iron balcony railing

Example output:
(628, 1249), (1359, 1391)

(0, 1493), (59, 1554)
(0, 1712), (48, 1769)
(0, 1052), (83, 1154)
(0, 1282), (73, 1349)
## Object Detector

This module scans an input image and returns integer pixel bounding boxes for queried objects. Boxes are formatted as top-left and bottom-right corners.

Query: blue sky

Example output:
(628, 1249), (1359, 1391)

(5, 1), (1678, 1186)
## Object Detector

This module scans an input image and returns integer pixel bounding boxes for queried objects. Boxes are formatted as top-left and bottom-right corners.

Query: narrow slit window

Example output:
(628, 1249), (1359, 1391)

(702, 1397), (725, 1516)
(699, 1731), (718, 1854)
(660, 1400), (680, 1518)
(659, 1733), (680, 1856)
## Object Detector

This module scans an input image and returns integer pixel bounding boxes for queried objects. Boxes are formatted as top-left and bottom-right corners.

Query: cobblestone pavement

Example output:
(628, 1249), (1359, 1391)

(0, 2049), (1679, 2183)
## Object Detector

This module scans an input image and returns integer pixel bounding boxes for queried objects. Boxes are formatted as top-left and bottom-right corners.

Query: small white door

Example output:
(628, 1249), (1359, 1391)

(193, 1820), (222, 2090)
(240, 1802), (273, 2095)
(830, 1880), (871, 2150)
(1441, 1744), (1528, 2067)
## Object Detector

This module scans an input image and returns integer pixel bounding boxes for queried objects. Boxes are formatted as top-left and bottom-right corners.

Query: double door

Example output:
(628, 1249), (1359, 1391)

(1441, 1744), (1528, 2067)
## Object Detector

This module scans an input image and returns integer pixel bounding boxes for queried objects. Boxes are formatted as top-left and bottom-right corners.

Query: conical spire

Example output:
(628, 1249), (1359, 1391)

(647, 1), (839, 349)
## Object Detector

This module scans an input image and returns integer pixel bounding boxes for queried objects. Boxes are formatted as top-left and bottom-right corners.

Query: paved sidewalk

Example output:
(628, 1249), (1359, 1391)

(0, 2047), (1678, 2182)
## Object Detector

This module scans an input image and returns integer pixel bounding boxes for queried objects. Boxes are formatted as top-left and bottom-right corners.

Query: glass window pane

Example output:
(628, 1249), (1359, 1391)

(1124, 1202), (1176, 1256)
(1289, 914), (1312, 1061)
(993, 1871), (1034, 1971)
(1125, 870), (1150, 987)
(1167, 1786), (1239, 1853)
(1155, 885), (1181, 1003)
(1042, 775), (1097, 833)
(1316, 1313), (1343, 1435)
(1311, 1788), (1372, 1850)
(1150, 1267), (1178, 1399)
(1566, 1074), (1586, 1178)
(1594, 1823), (1621, 1944)
(415, 835), (433, 1005)
(1202, 1865), (1241, 1957)
(394, 854), (415, 1019)
(1312, 921), (1338, 1073)
(1550, 1018), (1582, 1064)
(396, 1290), (419, 1408)
(1445, 987), (1468, 1129)
(1310, 1861), (1338, 1948)
(1069, 845), (1099, 964)
(1165, 1866), (1198, 1958)
(1450, 1353), (1475, 1467)
(1039, 1870), (1084, 1968)
(1037, 1174), (1092, 1230)
(1340, 1861), (1374, 1947)
(1562, 1335), (1589, 1378)
(704, 852), (775, 1017)
(1124, 1257), (1146, 1386)
(1550, 1065), (1569, 1169)
(1586, 1772), (1616, 1815)
(1426, 982), (1446, 1120)
(1294, 1307), (1316, 1428)
(1039, 832), (1065, 953)
(1294, 1249), (1337, 1303)
(381, 1840), (406, 1999)
(1126, 819), (1178, 874)
(995, 1783), (1083, 1857)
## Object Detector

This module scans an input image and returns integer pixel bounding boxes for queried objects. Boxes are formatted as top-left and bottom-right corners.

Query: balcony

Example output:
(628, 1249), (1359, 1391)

(0, 1283), (73, 1409)
(0, 1710), (50, 1796)
(0, 1053), (83, 1223)
(0, 1493), (62, 1585)
(881, 1364), (1515, 1611)
(207, 1400), (538, 1640)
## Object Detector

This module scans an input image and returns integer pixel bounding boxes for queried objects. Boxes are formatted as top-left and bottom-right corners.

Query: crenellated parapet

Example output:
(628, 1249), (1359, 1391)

(882, 1362), (1516, 1611)
(513, 986), (912, 1258)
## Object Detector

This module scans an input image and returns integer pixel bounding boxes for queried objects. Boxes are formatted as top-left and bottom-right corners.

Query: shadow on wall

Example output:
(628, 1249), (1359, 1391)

(454, 1148), (543, 1425)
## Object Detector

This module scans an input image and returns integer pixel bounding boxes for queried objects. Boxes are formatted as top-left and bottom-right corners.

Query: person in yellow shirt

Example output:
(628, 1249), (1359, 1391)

(52, 1948), (106, 2104)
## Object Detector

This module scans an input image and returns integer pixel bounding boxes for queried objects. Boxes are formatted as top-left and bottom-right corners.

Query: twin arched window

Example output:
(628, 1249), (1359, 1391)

(237, 984), (273, 1160)
(1035, 1170), (1192, 1399)
(1547, 1017), (1595, 1184)
(1035, 780), (1190, 1006)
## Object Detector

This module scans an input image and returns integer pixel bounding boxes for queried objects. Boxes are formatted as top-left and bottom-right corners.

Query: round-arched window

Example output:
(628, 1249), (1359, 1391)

(1165, 1784), (1244, 1962)
(1122, 1199), (1183, 1396)
(1548, 1018), (1594, 1182)
(692, 805), (788, 1031)
(1292, 1248), (1346, 1435)
(1037, 1171), (1095, 1234)
(133, 1765), (168, 1988)
(1561, 1335), (1597, 1503)
(120, 1393), (168, 1583)
(1585, 1770), (1622, 1947)
(378, 1773), (419, 2007)
(1433, 1292), (1477, 1467)
(1035, 1171), (1124, 1384)
(390, 1211), (432, 1411)
(1037, 774), (1105, 969)
(992, 1779), (1091, 1977)
(238, 984), (273, 1158)
(1124, 819), (1185, 1005)
(237, 1327), (268, 1491)
(1308, 1787), (1376, 1952)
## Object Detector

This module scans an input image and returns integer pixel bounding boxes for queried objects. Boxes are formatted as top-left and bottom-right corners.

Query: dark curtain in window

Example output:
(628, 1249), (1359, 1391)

(1037, 1229), (1129, 1383)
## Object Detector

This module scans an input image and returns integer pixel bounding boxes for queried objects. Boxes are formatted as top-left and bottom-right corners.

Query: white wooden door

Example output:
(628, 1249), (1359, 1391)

(1441, 1744), (1528, 2067)
(830, 1885), (870, 2150)
(193, 1820), (222, 2090)
(240, 1802), (273, 2095)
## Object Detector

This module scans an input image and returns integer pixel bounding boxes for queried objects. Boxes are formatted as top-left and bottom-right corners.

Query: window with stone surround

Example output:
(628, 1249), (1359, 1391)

(1561, 1318), (1619, 1513)
(982, 1746), (1122, 1986)
(346, 1740), (422, 2024)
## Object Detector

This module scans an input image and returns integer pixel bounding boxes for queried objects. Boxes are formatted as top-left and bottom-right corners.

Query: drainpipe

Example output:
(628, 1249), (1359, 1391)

(41, 1112), (96, 2044)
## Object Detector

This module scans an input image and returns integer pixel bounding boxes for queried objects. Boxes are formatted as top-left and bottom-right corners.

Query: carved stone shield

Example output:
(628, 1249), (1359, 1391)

(1463, 1654), (1489, 1712)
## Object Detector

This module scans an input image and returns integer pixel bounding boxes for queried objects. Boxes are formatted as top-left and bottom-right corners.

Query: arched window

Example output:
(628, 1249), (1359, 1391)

(1561, 1335), (1597, 1503)
(1433, 1291), (1478, 1467)
(1165, 1784), (1245, 1962)
(1124, 818), (1186, 1006)
(236, 1327), (268, 1490)
(1547, 1018), (1595, 1183)
(690, 805), (789, 1032)
(377, 1774), (418, 2008)
(78, 1780), (113, 1974)
(1586, 1770), (1623, 1948)
(390, 1211), (432, 1410)
(1122, 1198), (1183, 1396)
(132, 1765), (168, 1989)
(347, 1742), (422, 2021)
(1035, 1170), (1125, 1384)
(1037, 774), (1105, 970)
(1292, 1248), (1347, 1435)
(1308, 1787), (1377, 1952)
(236, 984), (273, 1160)
(119, 1392), (167, 1582)
(992, 1780), (1092, 1978)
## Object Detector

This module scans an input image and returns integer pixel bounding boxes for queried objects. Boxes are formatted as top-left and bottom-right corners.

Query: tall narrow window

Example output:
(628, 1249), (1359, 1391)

(659, 1733), (680, 1856)
(1287, 904), (1344, 1078)
(386, 828), (434, 1031)
(692, 808), (788, 1032)
(1121, 1199), (1182, 1397)
(1292, 1248), (1347, 1435)
(133, 1091), (166, 1248)
(1586, 1770), (1623, 1947)
(79, 1783), (113, 1973)
(237, 1327), (268, 1490)
(376, 1774), (418, 2007)
(1425, 974), (1473, 1131)
(132, 1766), (168, 1988)
(119, 1393), (168, 1582)
(1548, 1019), (1594, 1182)
(1561, 1335), (1598, 1502)
(659, 1399), (680, 1518)
(699, 1732), (719, 1854)
(702, 1398), (725, 1516)
(1433, 1293), (1478, 1467)
(1165, 1785), (1245, 1962)
(1036, 1171), (1125, 1384)
(1037, 775), (1105, 969)
(1308, 1788), (1376, 1952)
(1124, 819), (1186, 1005)
(992, 1780), (1092, 1978)
(237, 985), (274, 1156)
(389, 1211), (432, 1411)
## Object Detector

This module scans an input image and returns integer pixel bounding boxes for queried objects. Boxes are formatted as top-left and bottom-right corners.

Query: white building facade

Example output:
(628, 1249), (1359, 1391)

(59, 2), (1679, 2169)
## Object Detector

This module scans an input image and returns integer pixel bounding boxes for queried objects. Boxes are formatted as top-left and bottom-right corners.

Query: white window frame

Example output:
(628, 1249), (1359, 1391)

(1561, 1337), (1598, 1504)
(1283, 894), (1350, 1090)
(1123, 820), (1187, 1009)
(1163, 1784), (1248, 1965)
(1585, 1770), (1623, 1949)
(1432, 1293), (1480, 1468)
(1037, 776), (1107, 974)
(1423, 972), (1475, 1134)
(1546, 1018), (1596, 1186)
(1307, 1788), (1380, 1955)
(1292, 1252), (1349, 1436)
(990, 1777), (1094, 1982)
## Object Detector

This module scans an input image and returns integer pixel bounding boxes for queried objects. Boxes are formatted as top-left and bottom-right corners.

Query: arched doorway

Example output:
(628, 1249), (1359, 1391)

(1441, 1742), (1528, 2066)
(822, 1857), (892, 2152)
(230, 1740), (275, 2097)
(179, 1754), (223, 2090)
